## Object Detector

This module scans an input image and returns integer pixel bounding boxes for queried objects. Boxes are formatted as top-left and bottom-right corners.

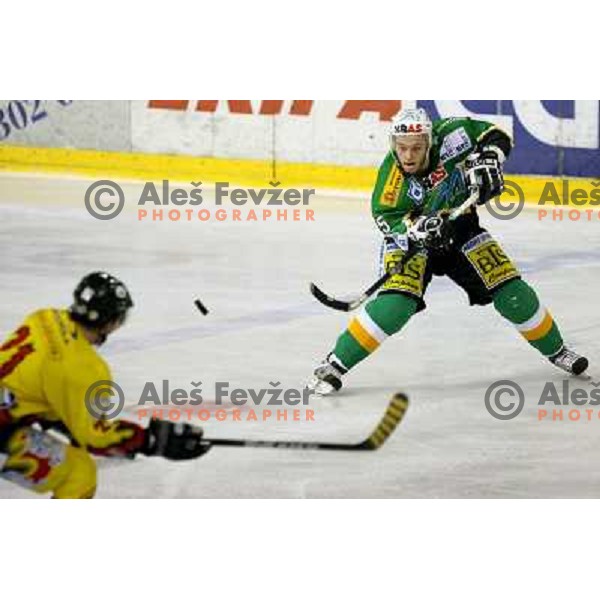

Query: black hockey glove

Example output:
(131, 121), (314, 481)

(142, 419), (212, 460)
(464, 149), (504, 205)
(407, 213), (453, 251)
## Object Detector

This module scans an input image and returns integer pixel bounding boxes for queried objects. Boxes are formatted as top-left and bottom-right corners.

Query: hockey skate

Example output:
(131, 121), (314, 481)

(307, 354), (346, 396)
(549, 346), (589, 376)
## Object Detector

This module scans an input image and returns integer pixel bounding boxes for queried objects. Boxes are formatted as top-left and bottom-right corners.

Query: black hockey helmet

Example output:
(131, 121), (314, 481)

(70, 272), (133, 329)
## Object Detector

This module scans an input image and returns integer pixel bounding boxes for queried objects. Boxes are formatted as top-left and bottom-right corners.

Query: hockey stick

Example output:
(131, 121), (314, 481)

(203, 392), (409, 451)
(310, 190), (481, 312)
(310, 245), (420, 312)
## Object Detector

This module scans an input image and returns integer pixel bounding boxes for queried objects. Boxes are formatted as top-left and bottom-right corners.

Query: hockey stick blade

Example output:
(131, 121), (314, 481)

(204, 393), (409, 452)
(358, 392), (409, 450)
(310, 260), (402, 312)
(309, 282), (364, 312)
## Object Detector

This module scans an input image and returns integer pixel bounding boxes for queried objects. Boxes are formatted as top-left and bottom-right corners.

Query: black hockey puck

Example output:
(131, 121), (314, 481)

(194, 299), (209, 315)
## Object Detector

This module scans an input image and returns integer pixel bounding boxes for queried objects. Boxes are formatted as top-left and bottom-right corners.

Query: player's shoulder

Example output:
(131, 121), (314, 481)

(378, 150), (396, 168)
(22, 307), (66, 336)
(27, 307), (76, 331)
(24, 306), (57, 321)
(27, 308), (102, 366)
(431, 118), (480, 163)
(433, 117), (473, 138)
(373, 151), (403, 198)
(63, 342), (112, 386)
(68, 323), (111, 377)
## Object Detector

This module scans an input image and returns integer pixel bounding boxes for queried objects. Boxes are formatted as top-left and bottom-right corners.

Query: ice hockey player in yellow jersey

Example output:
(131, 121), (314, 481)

(0, 272), (211, 498)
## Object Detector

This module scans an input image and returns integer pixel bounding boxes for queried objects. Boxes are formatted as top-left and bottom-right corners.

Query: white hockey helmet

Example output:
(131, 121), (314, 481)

(389, 107), (433, 148)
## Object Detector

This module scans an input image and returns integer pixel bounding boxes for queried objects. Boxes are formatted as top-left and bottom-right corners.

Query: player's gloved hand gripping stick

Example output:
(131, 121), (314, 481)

(310, 187), (482, 312)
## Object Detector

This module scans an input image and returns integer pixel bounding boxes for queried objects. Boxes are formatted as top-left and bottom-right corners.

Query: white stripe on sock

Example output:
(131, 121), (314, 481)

(357, 307), (389, 344)
(516, 304), (547, 333)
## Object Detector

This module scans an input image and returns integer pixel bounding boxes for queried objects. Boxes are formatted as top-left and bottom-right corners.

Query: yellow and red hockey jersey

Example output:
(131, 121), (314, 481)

(0, 308), (145, 455)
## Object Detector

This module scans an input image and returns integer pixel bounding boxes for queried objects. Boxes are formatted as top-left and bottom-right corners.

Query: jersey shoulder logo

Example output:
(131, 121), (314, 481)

(439, 127), (472, 163)
(381, 164), (404, 207)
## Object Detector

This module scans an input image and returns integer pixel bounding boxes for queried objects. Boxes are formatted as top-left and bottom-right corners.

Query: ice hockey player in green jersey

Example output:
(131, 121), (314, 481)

(308, 108), (589, 395)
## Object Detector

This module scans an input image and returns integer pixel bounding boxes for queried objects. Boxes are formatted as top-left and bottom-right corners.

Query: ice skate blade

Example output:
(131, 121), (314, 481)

(307, 377), (337, 397)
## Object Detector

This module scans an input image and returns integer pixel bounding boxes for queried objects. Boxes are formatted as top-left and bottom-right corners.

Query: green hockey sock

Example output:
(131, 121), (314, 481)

(331, 293), (417, 371)
(493, 279), (563, 357)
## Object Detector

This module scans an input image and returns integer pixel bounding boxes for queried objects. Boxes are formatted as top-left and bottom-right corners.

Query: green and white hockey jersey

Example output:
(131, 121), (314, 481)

(371, 117), (512, 235)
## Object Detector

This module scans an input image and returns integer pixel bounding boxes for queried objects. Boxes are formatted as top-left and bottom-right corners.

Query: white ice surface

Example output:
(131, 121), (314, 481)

(0, 173), (598, 498)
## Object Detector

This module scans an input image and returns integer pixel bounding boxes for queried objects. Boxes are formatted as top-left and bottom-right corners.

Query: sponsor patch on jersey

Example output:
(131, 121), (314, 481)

(407, 178), (425, 205)
(424, 163), (448, 190)
(428, 168), (468, 212)
(439, 127), (472, 163)
(381, 165), (404, 207)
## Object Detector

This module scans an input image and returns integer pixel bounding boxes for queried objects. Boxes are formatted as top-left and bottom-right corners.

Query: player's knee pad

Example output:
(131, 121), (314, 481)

(366, 293), (418, 336)
(492, 279), (539, 323)
(342, 294), (417, 360)
(378, 237), (428, 303)
(492, 278), (562, 352)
